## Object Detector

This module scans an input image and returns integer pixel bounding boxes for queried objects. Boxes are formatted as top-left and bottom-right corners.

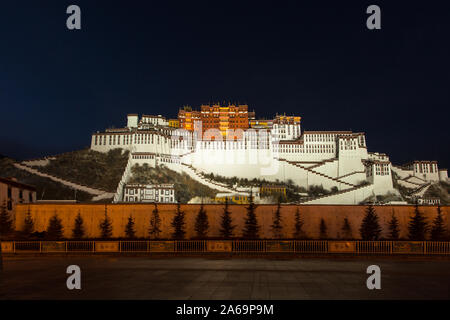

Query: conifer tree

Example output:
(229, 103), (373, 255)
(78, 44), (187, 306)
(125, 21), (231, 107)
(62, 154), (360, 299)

(270, 198), (283, 239)
(341, 217), (352, 239)
(148, 203), (162, 239)
(171, 201), (186, 239)
(431, 205), (447, 241)
(293, 206), (304, 239)
(47, 213), (64, 240)
(0, 200), (12, 235)
(319, 218), (327, 239)
(319, 218), (328, 240)
(388, 212), (400, 240)
(72, 211), (85, 239)
(359, 205), (381, 240)
(219, 198), (235, 239)
(125, 215), (136, 239)
(194, 202), (209, 239)
(408, 203), (428, 240)
(242, 191), (259, 239)
(22, 207), (34, 237)
(99, 207), (113, 239)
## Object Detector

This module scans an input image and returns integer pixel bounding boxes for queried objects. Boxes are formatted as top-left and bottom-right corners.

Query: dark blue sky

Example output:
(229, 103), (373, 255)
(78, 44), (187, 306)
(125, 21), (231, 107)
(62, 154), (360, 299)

(0, 1), (449, 168)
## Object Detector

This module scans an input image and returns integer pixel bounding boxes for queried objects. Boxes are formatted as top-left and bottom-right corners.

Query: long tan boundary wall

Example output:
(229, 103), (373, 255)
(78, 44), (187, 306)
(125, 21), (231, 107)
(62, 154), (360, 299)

(13, 204), (449, 239)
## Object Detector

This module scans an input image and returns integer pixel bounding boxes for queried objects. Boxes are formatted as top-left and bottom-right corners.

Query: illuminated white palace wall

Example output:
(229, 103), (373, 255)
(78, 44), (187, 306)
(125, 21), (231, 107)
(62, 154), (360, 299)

(90, 113), (447, 204)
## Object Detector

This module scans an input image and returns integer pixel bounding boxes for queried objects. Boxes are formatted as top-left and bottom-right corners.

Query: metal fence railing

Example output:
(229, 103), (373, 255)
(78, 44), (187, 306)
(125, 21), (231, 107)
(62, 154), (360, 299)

(120, 241), (148, 252)
(356, 241), (392, 254)
(1, 240), (450, 255)
(66, 241), (94, 252)
(14, 241), (41, 252)
(176, 240), (207, 252)
(424, 241), (450, 255)
(233, 240), (266, 253)
(294, 240), (328, 253)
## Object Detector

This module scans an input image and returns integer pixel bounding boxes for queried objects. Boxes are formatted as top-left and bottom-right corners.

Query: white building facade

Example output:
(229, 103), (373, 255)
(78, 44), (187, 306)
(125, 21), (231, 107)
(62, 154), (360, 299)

(123, 184), (176, 203)
(91, 112), (448, 204)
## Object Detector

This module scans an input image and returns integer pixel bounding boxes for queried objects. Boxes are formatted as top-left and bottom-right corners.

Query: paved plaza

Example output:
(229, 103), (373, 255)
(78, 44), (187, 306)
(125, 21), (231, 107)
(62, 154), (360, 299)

(0, 256), (449, 299)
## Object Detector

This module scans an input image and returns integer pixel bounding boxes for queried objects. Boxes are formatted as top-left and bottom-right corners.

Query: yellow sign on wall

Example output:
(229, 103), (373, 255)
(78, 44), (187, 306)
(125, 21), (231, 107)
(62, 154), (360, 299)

(149, 241), (175, 252)
(207, 241), (232, 252)
(95, 241), (119, 252)
(42, 241), (65, 252)
(393, 242), (423, 254)
(1, 241), (14, 253)
(266, 241), (293, 252)
(328, 241), (356, 253)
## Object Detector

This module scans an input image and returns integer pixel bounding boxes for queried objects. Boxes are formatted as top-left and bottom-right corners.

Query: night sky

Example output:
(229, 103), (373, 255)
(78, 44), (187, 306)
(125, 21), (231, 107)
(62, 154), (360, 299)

(0, 1), (449, 168)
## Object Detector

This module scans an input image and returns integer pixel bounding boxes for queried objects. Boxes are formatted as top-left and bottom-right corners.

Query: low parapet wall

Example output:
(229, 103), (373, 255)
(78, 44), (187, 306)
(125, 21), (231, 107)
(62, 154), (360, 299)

(2, 240), (450, 255)
(13, 203), (449, 240)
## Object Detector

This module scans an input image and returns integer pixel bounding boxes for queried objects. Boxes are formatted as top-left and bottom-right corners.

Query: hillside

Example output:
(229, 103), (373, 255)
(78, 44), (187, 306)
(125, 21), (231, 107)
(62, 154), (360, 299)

(2, 148), (216, 203)
(32, 148), (129, 193)
(424, 182), (450, 205)
(0, 157), (92, 201)
(128, 163), (218, 203)
(2, 147), (447, 205)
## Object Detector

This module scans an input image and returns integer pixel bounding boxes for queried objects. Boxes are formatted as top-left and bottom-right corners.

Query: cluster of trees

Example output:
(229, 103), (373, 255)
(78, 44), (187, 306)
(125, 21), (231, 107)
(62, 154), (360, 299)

(0, 200), (448, 241)
(0, 204), (160, 240)
(358, 204), (448, 241)
(316, 204), (447, 241)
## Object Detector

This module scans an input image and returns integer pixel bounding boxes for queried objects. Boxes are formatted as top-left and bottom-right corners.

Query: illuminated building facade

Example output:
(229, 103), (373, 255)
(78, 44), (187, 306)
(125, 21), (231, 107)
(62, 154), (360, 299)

(168, 119), (180, 128)
(178, 103), (255, 136)
(178, 106), (201, 131)
(90, 103), (448, 204)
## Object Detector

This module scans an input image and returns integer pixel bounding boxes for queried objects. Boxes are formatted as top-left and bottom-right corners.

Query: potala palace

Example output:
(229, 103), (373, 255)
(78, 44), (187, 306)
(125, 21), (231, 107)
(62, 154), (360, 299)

(90, 104), (448, 204)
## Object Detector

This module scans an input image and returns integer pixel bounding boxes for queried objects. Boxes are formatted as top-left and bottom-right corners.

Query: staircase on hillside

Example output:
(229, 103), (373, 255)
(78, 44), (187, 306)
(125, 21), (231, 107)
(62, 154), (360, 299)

(307, 158), (338, 170)
(299, 183), (373, 204)
(180, 163), (238, 193)
(409, 182), (432, 197)
(13, 162), (114, 200)
(336, 171), (366, 180)
(113, 148), (135, 202)
(277, 158), (356, 188)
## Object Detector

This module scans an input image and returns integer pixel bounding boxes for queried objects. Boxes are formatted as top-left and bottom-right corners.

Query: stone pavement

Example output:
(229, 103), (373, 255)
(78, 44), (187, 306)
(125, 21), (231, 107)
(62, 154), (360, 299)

(0, 256), (449, 299)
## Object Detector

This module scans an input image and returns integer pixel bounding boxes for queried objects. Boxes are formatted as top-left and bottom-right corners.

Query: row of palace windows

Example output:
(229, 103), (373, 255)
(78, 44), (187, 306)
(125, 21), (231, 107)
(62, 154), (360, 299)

(159, 157), (179, 164)
(126, 188), (174, 195)
(94, 135), (131, 146)
(374, 164), (390, 176)
(340, 139), (357, 150)
(275, 144), (335, 154)
(94, 133), (170, 146)
(198, 141), (270, 150)
(130, 154), (179, 163)
(304, 134), (344, 142)
(416, 163), (438, 174)
(125, 196), (174, 203)
(132, 154), (155, 160)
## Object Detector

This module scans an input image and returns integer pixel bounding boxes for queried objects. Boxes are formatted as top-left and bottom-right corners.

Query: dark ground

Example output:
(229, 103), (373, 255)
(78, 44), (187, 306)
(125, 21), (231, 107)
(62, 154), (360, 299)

(0, 256), (449, 300)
